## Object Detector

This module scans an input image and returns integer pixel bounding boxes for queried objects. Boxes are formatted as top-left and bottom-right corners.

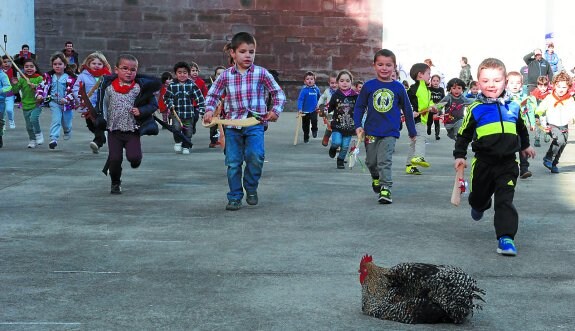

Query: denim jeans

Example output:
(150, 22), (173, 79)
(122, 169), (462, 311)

(49, 101), (73, 141)
(225, 125), (265, 201)
(0, 100), (5, 136)
(4, 95), (14, 122)
(330, 131), (352, 160)
(23, 106), (43, 140)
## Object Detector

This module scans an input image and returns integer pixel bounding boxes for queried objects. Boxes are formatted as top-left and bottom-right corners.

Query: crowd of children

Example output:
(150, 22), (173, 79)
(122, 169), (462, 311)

(2, 34), (575, 257)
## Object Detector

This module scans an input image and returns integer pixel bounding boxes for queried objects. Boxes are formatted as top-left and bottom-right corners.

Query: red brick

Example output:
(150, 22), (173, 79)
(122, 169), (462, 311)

(302, 16), (325, 26)
(197, 13), (224, 23)
(224, 13), (252, 24)
(280, 15), (301, 26)
(256, 0), (302, 10)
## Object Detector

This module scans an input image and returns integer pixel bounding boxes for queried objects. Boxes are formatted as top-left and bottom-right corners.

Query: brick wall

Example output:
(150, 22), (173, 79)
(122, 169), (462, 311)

(35, 0), (383, 109)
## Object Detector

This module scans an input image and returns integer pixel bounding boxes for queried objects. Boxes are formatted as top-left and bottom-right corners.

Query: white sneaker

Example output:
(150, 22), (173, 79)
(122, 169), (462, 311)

(182, 148), (190, 155)
(174, 143), (182, 153)
(35, 133), (44, 145)
(90, 142), (99, 154)
(27, 140), (36, 148)
(9, 120), (15, 129)
(63, 132), (71, 140)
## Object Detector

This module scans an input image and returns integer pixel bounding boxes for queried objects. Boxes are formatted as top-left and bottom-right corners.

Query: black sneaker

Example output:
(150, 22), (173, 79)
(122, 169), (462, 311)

(435, 135), (440, 140)
(378, 187), (392, 204)
(110, 183), (122, 194)
(371, 178), (381, 193)
(226, 200), (242, 211)
(336, 158), (345, 169)
(246, 192), (258, 205)
(328, 146), (337, 158)
(312, 130), (318, 138)
(520, 170), (532, 179)
(49, 140), (57, 149)
(0, 136), (3, 148)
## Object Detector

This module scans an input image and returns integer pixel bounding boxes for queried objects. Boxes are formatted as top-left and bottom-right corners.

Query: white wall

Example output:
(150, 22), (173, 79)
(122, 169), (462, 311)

(0, 0), (35, 56)
(382, 0), (557, 83)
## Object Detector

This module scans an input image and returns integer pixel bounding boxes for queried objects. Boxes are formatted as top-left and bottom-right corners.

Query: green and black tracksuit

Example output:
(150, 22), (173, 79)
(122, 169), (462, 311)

(453, 93), (530, 240)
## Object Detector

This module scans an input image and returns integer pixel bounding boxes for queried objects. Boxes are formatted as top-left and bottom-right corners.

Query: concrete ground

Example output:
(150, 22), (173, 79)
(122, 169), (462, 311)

(0, 112), (574, 330)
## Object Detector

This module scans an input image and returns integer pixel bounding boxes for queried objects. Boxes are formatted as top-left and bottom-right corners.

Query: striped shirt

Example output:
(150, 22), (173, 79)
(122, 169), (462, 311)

(205, 64), (285, 120)
(163, 79), (206, 119)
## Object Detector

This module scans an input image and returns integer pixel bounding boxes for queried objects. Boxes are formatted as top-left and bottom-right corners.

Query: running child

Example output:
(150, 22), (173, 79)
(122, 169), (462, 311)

(354, 49), (417, 204)
(297, 71), (320, 143)
(327, 70), (357, 169)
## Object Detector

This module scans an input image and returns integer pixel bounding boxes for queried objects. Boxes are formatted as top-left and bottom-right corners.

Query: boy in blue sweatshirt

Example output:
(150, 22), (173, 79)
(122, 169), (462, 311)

(454, 58), (535, 256)
(297, 71), (321, 143)
(354, 49), (417, 204)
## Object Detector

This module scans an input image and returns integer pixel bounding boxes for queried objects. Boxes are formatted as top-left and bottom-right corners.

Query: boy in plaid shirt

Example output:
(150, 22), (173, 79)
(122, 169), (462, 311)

(163, 61), (205, 154)
(203, 32), (285, 211)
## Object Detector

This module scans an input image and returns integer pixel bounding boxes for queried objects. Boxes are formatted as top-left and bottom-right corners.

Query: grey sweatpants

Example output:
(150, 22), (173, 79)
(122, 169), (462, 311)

(365, 136), (397, 188)
(405, 122), (426, 165)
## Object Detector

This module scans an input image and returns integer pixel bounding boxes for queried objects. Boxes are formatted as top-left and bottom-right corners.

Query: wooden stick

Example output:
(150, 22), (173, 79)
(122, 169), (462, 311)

(202, 116), (261, 128)
(0, 44), (30, 84)
(171, 107), (183, 127)
(451, 164), (465, 206)
(293, 113), (302, 145)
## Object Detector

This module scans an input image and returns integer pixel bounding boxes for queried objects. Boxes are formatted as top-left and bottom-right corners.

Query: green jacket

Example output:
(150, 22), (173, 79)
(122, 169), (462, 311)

(11, 76), (44, 110)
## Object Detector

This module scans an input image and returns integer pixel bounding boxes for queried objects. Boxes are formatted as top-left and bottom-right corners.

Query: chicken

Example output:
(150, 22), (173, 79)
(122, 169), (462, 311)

(359, 254), (485, 324)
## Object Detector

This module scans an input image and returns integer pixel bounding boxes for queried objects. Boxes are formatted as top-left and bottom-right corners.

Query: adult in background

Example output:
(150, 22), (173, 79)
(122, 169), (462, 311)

(62, 41), (80, 73)
(424, 58), (445, 90)
(523, 48), (553, 92)
(12, 44), (36, 68)
(459, 56), (473, 87)
(544, 42), (562, 75)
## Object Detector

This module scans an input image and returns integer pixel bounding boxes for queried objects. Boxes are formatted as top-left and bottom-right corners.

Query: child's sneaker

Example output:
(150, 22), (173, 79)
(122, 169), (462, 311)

(63, 131), (71, 140)
(246, 191), (258, 205)
(35, 133), (44, 145)
(49, 140), (58, 149)
(174, 143), (182, 153)
(182, 148), (190, 155)
(336, 158), (345, 169)
(551, 166), (559, 173)
(90, 141), (99, 154)
(378, 187), (392, 204)
(471, 208), (484, 221)
(544, 134), (550, 143)
(405, 165), (421, 175)
(226, 200), (242, 211)
(410, 156), (430, 167)
(497, 236), (517, 256)
(9, 120), (15, 129)
(371, 178), (381, 193)
(328, 146), (337, 158)
(27, 140), (36, 148)
(543, 157), (552, 170)
(110, 183), (122, 194)
(534, 138), (541, 147)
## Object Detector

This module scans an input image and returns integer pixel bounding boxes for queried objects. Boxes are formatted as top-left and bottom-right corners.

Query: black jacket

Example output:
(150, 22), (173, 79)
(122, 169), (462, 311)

(96, 74), (162, 136)
(523, 52), (553, 87)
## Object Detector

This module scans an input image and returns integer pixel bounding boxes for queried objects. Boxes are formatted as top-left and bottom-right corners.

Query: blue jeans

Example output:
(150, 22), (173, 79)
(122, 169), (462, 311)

(49, 101), (73, 141)
(4, 95), (14, 122)
(225, 125), (265, 201)
(330, 131), (352, 160)
(0, 100), (5, 136)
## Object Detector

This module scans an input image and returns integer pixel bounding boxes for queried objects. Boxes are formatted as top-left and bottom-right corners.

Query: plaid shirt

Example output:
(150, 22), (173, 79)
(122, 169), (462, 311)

(163, 79), (205, 119)
(205, 64), (285, 120)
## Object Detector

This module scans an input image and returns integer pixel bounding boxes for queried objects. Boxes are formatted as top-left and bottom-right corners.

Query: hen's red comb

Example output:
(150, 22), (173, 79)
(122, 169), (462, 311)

(361, 254), (373, 264)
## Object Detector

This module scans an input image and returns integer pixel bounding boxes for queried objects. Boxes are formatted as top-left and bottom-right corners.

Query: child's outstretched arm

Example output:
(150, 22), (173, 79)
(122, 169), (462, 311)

(261, 70), (285, 122)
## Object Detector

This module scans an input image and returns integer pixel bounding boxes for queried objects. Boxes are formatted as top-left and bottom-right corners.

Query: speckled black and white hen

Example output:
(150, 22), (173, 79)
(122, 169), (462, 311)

(359, 255), (485, 324)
